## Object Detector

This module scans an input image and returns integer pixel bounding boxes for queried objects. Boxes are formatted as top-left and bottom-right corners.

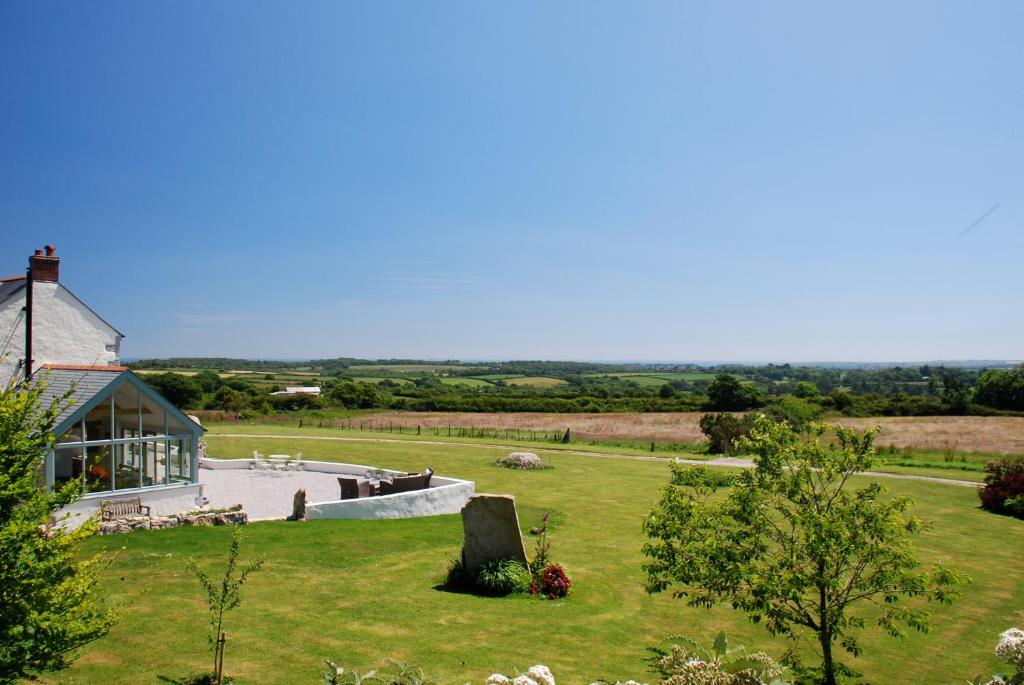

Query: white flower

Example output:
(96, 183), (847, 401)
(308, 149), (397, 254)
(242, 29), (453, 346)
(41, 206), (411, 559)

(996, 627), (1024, 666)
(512, 676), (539, 685)
(526, 665), (554, 685)
(486, 675), (511, 685)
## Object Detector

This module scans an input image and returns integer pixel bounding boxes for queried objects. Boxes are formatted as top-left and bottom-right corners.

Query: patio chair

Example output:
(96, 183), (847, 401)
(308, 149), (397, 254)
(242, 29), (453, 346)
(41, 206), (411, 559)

(338, 476), (371, 500)
(422, 467), (434, 488)
(378, 473), (426, 495)
(286, 452), (304, 471)
(251, 450), (269, 470)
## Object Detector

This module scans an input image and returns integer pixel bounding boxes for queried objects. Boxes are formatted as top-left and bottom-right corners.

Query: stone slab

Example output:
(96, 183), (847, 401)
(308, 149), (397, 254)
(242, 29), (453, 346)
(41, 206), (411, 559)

(461, 494), (528, 572)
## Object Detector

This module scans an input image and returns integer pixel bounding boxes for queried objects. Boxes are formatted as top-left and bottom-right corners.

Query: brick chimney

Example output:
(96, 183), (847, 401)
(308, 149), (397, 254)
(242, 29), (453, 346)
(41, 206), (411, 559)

(29, 245), (59, 282)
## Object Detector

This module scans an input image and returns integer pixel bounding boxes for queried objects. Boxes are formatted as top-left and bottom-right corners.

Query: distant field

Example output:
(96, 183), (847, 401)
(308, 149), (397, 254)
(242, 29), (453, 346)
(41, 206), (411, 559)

(504, 376), (566, 387)
(439, 377), (493, 387)
(361, 411), (1024, 455)
(471, 374), (525, 380)
(351, 376), (414, 386)
(347, 364), (481, 374)
(584, 371), (719, 383)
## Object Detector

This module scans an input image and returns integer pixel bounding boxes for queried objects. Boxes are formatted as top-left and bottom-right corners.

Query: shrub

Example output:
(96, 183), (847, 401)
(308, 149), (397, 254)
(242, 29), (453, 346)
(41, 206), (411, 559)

(979, 458), (1024, 519)
(670, 463), (735, 489)
(649, 631), (788, 685)
(534, 564), (571, 600)
(699, 413), (752, 454)
(474, 559), (532, 596)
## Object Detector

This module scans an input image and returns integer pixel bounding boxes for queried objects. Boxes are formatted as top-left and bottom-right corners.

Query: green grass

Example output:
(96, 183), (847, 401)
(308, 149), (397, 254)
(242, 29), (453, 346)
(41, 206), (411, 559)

(350, 376), (415, 385)
(439, 377), (494, 388)
(45, 430), (1022, 684)
(504, 376), (567, 387)
(470, 374), (526, 381)
(347, 364), (484, 374)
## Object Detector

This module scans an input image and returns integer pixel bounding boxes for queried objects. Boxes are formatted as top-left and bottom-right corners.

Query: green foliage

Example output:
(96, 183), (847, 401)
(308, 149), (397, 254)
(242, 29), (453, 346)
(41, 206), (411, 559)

(706, 374), (764, 411)
(474, 559), (532, 596)
(643, 416), (969, 685)
(979, 457), (1024, 519)
(321, 659), (438, 685)
(670, 463), (736, 489)
(699, 412), (752, 454)
(974, 366), (1024, 411)
(757, 396), (823, 431)
(146, 372), (204, 408)
(649, 631), (790, 684)
(187, 527), (264, 683)
(0, 376), (116, 683)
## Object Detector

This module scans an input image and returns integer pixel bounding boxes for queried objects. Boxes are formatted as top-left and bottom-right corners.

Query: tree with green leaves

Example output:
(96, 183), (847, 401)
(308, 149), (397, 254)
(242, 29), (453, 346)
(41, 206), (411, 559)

(706, 374), (763, 411)
(0, 376), (115, 683)
(642, 415), (967, 685)
(188, 527), (264, 685)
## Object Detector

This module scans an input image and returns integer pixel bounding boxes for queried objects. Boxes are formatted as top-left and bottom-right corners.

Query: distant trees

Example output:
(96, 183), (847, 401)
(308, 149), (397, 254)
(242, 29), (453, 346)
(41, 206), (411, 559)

(705, 374), (763, 411)
(699, 413), (752, 454)
(974, 366), (1024, 411)
(144, 372), (203, 409)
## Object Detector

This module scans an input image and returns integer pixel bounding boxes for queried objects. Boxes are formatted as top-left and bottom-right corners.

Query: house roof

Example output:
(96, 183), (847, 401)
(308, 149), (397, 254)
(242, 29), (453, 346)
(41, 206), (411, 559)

(31, 366), (204, 437)
(0, 275), (123, 337)
(34, 367), (124, 429)
(0, 277), (25, 306)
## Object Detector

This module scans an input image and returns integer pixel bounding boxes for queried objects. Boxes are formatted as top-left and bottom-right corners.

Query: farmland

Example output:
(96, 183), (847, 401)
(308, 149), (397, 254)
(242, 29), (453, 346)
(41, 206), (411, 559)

(356, 411), (1024, 455)
(42, 425), (1024, 684)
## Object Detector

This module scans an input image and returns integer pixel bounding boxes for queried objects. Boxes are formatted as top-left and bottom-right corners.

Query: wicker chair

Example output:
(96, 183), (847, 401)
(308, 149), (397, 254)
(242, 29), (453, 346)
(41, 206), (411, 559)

(338, 476), (371, 500)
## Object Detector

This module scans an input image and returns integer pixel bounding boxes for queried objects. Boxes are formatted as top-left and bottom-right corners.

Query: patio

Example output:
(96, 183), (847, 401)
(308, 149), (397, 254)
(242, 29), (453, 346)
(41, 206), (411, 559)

(197, 458), (475, 521)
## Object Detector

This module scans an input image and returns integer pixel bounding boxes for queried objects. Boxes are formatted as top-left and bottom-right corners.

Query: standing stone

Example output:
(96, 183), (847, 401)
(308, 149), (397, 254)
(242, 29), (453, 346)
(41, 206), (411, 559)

(288, 489), (307, 521)
(460, 494), (528, 573)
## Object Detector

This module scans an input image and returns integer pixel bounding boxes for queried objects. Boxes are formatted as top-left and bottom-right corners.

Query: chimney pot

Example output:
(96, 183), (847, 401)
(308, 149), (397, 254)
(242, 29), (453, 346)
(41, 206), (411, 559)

(29, 245), (60, 282)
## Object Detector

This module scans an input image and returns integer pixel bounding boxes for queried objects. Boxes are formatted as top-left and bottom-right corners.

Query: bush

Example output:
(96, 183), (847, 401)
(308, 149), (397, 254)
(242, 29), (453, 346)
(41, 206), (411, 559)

(474, 559), (532, 596)
(533, 564), (571, 600)
(979, 457), (1024, 519)
(699, 413), (752, 454)
(670, 463), (735, 489)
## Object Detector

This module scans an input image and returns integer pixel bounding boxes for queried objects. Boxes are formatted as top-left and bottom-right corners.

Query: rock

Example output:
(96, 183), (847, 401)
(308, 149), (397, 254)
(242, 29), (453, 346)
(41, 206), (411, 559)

(288, 489), (306, 521)
(461, 494), (528, 573)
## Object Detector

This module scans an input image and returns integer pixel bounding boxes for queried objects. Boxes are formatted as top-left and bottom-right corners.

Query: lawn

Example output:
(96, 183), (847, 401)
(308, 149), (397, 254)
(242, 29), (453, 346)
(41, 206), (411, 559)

(439, 377), (495, 388)
(46, 431), (1022, 684)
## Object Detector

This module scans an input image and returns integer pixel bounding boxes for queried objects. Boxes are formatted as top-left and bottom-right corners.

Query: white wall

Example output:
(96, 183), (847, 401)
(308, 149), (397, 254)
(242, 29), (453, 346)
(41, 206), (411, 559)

(305, 481), (475, 520)
(0, 282), (121, 386)
(56, 483), (205, 530)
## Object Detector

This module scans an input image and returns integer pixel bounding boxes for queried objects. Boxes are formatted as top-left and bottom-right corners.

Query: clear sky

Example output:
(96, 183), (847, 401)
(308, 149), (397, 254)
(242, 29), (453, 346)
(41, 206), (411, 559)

(1, 2), (1021, 363)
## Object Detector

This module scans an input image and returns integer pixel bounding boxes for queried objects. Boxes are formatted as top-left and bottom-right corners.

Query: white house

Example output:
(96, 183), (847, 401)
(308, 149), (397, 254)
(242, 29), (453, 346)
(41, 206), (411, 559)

(270, 386), (322, 396)
(0, 246), (122, 386)
(2, 246), (205, 525)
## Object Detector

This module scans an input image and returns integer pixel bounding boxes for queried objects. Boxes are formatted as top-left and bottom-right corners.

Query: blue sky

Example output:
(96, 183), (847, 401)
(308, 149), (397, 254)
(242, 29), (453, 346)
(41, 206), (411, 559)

(1, 2), (1021, 362)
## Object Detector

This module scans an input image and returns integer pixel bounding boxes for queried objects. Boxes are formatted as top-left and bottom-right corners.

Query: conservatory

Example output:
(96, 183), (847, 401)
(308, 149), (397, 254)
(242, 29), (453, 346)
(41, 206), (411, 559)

(36, 365), (205, 522)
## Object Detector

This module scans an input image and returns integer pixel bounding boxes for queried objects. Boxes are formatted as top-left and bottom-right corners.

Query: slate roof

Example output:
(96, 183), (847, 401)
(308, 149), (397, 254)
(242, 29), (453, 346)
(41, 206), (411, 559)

(31, 365), (205, 437)
(0, 277), (25, 306)
(32, 366), (124, 431)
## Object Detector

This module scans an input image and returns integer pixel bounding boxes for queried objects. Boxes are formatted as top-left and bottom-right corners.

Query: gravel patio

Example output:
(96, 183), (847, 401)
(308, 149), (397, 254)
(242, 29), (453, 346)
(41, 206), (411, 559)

(198, 468), (344, 521)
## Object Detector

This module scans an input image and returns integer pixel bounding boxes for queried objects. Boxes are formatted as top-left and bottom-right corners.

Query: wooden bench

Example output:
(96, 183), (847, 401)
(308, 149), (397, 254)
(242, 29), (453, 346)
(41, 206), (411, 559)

(100, 497), (151, 521)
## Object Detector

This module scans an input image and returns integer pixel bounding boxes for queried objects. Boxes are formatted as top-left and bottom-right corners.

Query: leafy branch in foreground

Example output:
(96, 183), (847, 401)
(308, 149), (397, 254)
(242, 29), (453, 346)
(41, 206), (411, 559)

(642, 415), (969, 685)
(0, 373), (115, 684)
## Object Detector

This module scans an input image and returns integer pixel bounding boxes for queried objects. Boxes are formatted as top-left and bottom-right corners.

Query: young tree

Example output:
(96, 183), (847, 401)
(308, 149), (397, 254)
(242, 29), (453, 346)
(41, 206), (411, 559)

(642, 416), (967, 685)
(188, 527), (263, 684)
(0, 377), (115, 683)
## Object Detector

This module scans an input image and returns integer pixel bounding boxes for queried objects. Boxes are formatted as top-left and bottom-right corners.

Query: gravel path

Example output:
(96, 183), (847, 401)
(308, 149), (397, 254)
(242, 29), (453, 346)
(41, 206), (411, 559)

(210, 433), (982, 488)
(199, 468), (353, 521)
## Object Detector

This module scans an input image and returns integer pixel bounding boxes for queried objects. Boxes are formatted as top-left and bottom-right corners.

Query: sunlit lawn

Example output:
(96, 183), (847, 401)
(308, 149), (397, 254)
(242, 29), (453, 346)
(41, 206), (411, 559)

(45, 429), (1023, 684)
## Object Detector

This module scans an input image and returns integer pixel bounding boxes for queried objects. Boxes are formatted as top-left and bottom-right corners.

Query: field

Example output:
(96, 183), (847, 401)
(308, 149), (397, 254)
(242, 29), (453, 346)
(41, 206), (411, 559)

(502, 376), (566, 387)
(46, 425), (1023, 684)
(357, 411), (1024, 455)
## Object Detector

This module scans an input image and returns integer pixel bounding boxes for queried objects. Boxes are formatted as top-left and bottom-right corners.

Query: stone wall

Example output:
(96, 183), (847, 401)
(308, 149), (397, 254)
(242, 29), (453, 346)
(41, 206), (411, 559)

(98, 505), (248, 535)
